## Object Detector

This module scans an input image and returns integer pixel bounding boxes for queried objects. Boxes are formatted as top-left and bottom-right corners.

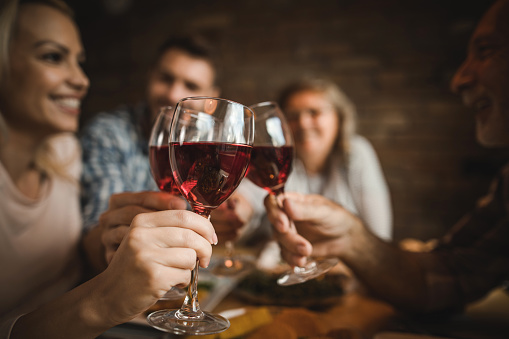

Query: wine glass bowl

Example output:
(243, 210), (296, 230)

(147, 97), (254, 335)
(148, 106), (186, 300)
(247, 101), (339, 286)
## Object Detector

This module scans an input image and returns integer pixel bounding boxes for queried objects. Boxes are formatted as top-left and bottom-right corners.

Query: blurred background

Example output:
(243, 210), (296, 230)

(69, 0), (509, 242)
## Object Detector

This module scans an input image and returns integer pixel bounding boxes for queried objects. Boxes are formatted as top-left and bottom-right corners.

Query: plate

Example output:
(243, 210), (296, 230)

(234, 269), (346, 308)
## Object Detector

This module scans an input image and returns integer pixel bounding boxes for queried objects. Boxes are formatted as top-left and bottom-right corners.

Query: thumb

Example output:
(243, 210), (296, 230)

(282, 192), (320, 222)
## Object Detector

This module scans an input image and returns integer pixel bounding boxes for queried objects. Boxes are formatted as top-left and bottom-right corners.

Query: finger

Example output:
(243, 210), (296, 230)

(130, 210), (217, 245)
(264, 194), (291, 233)
(282, 193), (329, 223)
(127, 222), (214, 268)
(102, 225), (129, 248)
(99, 205), (154, 230)
(108, 191), (187, 211)
(275, 230), (312, 258)
(280, 248), (308, 268)
(153, 247), (198, 270)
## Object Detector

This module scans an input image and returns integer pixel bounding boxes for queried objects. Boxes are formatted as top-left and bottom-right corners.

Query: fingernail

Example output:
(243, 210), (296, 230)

(212, 232), (218, 245)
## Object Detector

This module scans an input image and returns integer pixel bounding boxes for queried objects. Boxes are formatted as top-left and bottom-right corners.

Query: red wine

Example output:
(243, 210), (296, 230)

(149, 145), (180, 195)
(247, 145), (293, 195)
(170, 142), (252, 208)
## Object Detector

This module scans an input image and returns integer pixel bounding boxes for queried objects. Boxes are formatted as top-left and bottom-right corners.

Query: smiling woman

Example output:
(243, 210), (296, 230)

(0, 0), (88, 326)
(0, 0), (89, 184)
(0, 2), (219, 338)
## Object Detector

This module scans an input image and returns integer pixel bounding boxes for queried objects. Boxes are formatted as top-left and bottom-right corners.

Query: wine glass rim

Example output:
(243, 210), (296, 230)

(249, 100), (278, 109)
(177, 96), (255, 118)
(157, 105), (175, 117)
(248, 101), (282, 119)
(179, 95), (251, 107)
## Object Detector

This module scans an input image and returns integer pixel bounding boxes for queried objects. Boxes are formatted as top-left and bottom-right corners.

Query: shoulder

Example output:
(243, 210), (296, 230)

(348, 135), (379, 162)
(47, 133), (82, 180)
(81, 107), (136, 136)
(79, 107), (140, 147)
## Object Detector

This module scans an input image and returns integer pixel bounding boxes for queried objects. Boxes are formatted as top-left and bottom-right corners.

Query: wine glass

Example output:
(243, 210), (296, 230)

(148, 106), (186, 300)
(211, 197), (256, 277)
(147, 97), (254, 335)
(247, 101), (339, 286)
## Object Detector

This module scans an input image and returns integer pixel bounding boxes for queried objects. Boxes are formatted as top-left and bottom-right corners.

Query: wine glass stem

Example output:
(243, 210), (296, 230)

(177, 259), (204, 319)
(176, 207), (212, 320)
(225, 240), (235, 261)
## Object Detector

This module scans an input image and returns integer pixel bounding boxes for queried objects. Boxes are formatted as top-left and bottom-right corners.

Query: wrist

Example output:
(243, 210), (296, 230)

(76, 273), (120, 332)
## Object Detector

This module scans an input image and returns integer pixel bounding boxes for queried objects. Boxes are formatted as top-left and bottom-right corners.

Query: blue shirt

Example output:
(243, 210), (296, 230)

(80, 104), (158, 231)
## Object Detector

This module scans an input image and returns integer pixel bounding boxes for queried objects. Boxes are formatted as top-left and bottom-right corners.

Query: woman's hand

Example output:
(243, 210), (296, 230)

(98, 191), (187, 263)
(95, 209), (217, 325)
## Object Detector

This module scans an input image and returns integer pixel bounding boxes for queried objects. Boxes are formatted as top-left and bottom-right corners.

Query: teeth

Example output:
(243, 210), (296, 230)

(54, 98), (80, 109)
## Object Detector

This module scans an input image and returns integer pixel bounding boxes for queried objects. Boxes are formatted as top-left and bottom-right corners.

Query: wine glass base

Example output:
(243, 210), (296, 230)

(212, 255), (256, 277)
(277, 257), (339, 286)
(158, 286), (187, 300)
(147, 309), (230, 335)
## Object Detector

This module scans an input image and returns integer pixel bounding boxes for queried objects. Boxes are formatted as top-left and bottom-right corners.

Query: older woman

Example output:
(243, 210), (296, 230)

(0, 1), (215, 337)
(278, 78), (392, 240)
(240, 79), (391, 269)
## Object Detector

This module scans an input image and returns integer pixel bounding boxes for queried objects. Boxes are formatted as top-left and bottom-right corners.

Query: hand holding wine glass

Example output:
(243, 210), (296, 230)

(247, 101), (339, 286)
(147, 97), (254, 335)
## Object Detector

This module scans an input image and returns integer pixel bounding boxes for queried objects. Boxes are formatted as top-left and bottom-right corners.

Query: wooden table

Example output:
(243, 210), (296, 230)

(99, 247), (509, 339)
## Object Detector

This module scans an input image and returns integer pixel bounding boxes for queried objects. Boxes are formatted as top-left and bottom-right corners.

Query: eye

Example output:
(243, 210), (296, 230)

(309, 109), (322, 118)
(476, 44), (497, 60)
(159, 73), (175, 85)
(185, 82), (199, 91)
(41, 52), (63, 64)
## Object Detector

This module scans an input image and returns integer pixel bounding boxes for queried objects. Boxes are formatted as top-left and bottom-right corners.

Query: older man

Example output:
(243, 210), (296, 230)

(266, 0), (509, 314)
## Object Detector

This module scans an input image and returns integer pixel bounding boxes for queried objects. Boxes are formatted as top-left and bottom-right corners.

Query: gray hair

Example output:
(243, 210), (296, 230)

(277, 78), (357, 157)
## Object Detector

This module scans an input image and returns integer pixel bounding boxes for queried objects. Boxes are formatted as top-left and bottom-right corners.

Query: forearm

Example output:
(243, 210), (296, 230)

(339, 226), (429, 312)
(10, 276), (116, 339)
(81, 226), (107, 274)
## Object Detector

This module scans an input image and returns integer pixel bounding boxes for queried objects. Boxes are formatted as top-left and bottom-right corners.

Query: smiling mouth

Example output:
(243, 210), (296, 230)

(474, 99), (492, 113)
(53, 97), (81, 113)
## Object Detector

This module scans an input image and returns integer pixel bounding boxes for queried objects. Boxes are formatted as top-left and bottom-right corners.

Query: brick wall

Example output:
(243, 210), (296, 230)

(72, 0), (509, 241)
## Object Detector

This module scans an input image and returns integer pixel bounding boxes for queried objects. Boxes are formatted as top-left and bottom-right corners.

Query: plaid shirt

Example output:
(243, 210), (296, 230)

(80, 104), (158, 231)
(416, 164), (509, 312)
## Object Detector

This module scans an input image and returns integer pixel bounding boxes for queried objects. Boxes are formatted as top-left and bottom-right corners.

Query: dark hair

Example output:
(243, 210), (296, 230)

(152, 34), (220, 86)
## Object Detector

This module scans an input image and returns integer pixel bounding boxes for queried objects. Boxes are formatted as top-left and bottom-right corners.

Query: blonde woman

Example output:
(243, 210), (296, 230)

(0, 1), (215, 337)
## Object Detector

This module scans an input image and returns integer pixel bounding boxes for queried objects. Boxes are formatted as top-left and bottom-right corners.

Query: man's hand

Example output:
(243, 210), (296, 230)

(210, 193), (253, 243)
(264, 192), (362, 266)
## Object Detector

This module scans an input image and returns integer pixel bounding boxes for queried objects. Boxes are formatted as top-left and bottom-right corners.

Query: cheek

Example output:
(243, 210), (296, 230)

(318, 116), (339, 142)
(483, 57), (509, 98)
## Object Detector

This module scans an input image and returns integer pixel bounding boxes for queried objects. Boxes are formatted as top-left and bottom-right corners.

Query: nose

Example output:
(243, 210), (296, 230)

(450, 58), (475, 94)
(69, 62), (90, 93)
(166, 82), (188, 106)
(297, 110), (313, 128)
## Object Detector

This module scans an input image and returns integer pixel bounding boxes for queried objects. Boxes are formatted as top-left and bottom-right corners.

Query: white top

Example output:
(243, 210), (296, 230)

(0, 134), (83, 337)
(239, 135), (393, 242)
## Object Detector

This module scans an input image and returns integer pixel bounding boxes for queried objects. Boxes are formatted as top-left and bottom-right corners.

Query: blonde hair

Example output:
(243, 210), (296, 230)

(0, 0), (17, 146)
(277, 78), (357, 158)
(0, 0), (17, 81)
(0, 0), (79, 181)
